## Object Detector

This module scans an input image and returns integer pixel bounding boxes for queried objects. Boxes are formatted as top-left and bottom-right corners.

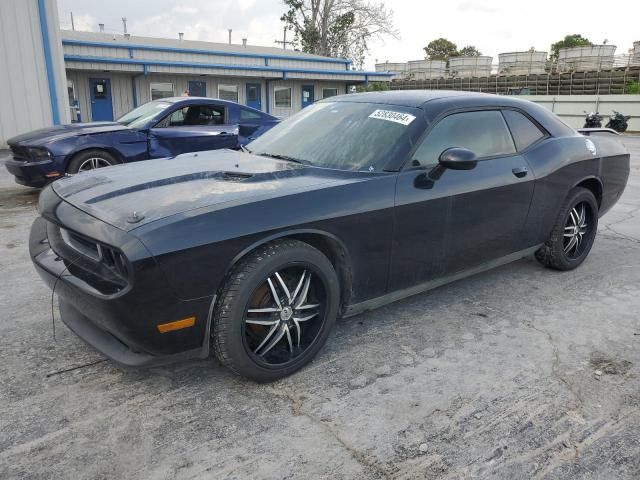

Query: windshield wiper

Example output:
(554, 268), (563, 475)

(257, 153), (312, 166)
(240, 145), (252, 153)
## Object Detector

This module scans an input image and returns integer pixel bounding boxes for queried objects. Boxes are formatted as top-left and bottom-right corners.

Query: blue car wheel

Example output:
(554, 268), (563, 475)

(67, 149), (119, 174)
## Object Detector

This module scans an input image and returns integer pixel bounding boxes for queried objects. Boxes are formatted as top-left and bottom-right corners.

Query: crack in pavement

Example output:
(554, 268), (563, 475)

(267, 386), (396, 479)
(524, 321), (586, 412)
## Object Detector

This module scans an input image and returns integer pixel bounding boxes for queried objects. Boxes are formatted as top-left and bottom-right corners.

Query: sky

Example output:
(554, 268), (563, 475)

(57, 0), (640, 69)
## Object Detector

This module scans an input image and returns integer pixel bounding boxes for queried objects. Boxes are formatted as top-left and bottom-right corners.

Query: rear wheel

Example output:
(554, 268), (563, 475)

(535, 187), (598, 270)
(67, 149), (119, 174)
(212, 239), (339, 382)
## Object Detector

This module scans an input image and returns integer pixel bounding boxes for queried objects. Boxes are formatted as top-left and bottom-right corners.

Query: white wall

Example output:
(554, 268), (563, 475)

(521, 95), (640, 131)
(0, 0), (69, 147)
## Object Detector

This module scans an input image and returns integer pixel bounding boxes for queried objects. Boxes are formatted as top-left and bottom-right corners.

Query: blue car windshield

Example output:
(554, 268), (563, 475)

(117, 101), (171, 128)
(247, 101), (424, 172)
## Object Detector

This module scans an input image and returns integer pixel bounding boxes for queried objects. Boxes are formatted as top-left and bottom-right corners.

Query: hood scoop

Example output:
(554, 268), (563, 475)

(221, 171), (254, 182)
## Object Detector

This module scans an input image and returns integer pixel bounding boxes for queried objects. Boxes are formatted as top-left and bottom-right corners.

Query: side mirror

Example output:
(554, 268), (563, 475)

(438, 147), (477, 170)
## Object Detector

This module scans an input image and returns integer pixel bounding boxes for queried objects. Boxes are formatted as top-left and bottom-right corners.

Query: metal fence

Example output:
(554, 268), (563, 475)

(390, 68), (640, 96)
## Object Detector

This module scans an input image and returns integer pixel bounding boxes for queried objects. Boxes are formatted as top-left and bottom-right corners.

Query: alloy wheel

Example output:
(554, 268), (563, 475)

(563, 201), (591, 259)
(244, 267), (325, 366)
(78, 157), (112, 171)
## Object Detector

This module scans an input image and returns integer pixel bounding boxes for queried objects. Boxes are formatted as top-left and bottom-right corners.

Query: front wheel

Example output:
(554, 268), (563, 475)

(67, 149), (119, 174)
(535, 187), (599, 271)
(212, 239), (340, 382)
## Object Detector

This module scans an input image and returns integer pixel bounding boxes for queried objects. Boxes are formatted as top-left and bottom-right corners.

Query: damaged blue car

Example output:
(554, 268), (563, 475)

(5, 97), (279, 187)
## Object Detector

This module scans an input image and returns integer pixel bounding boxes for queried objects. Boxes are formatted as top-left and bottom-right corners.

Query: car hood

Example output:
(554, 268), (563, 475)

(8, 122), (128, 146)
(51, 149), (368, 231)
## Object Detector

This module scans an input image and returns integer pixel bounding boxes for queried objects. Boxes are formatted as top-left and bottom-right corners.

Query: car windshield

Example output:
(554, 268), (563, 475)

(247, 101), (423, 171)
(117, 101), (171, 128)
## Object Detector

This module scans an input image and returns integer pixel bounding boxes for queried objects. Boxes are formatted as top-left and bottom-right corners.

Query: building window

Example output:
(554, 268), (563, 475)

(274, 87), (292, 108)
(322, 88), (339, 98)
(150, 82), (174, 100)
(218, 84), (238, 102)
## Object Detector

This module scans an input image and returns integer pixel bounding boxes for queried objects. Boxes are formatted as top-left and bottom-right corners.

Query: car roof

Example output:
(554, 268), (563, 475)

(327, 90), (576, 138)
(327, 90), (486, 108)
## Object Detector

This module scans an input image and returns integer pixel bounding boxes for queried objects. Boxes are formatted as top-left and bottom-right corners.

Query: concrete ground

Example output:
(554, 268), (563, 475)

(0, 138), (639, 480)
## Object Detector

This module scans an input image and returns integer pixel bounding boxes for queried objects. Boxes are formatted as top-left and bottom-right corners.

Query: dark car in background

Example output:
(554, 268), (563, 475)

(29, 91), (629, 381)
(6, 97), (279, 187)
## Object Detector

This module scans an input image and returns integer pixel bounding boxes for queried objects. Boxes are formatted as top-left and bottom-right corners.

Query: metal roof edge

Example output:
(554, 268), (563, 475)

(62, 39), (352, 65)
(63, 54), (394, 78)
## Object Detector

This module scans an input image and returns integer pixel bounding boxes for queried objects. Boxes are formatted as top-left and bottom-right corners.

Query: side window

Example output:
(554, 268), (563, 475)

(412, 110), (516, 167)
(240, 108), (262, 121)
(195, 105), (225, 125)
(169, 108), (186, 126)
(502, 110), (545, 151)
(157, 105), (226, 127)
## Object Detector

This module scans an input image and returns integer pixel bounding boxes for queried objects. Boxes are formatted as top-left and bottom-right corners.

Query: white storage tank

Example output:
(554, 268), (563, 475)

(557, 45), (616, 72)
(498, 51), (547, 75)
(448, 56), (492, 77)
(407, 59), (446, 79)
(375, 62), (408, 79)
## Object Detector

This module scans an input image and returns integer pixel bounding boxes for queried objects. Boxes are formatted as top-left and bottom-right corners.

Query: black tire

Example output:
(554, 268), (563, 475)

(66, 149), (119, 174)
(212, 239), (340, 382)
(535, 187), (599, 271)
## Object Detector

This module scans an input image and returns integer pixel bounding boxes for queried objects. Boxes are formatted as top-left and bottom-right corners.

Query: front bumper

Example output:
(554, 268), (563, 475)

(29, 214), (214, 367)
(5, 157), (63, 188)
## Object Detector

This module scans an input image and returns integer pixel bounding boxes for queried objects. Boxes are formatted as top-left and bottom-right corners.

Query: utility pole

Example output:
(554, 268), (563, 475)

(70, 12), (75, 31)
(122, 17), (127, 35)
(274, 27), (293, 50)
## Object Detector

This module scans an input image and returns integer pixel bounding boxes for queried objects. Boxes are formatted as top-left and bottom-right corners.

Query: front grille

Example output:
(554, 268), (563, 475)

(10, 146), (29, 162)
(47, 222), (130, 295)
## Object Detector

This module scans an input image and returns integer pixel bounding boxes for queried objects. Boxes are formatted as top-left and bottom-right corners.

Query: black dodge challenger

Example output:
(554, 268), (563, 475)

(30, 91), (630, 381)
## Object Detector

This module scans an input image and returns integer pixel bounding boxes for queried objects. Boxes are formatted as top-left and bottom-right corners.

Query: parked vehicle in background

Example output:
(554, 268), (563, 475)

(5, 97), (279, 188)
(605, 111), (631, 133)
(583, 111), (602, 128)
(30, 91), (629, 381)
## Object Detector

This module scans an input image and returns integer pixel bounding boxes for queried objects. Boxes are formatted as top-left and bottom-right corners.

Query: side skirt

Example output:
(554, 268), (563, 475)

(342, 244), (542, 318)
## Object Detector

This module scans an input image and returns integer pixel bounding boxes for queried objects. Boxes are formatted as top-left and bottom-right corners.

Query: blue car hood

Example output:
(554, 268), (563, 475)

(50, 149), (367, 231)
(8, 122), (128, 146)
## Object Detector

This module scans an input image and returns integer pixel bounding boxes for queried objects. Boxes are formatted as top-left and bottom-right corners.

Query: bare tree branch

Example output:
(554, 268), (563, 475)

(281, 0), (398, 67)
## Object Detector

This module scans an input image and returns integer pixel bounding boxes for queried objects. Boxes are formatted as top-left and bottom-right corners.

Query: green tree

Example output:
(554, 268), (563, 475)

(281, 0), (398, 68)
(550, 34), (592, 61)
(356, 81), (389, 92)
(458, 45), (481, 57)
(424, 38), (458, 60)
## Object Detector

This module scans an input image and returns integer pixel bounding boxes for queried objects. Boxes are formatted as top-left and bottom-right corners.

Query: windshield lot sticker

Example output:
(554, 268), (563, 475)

(369, 109), (416, 126)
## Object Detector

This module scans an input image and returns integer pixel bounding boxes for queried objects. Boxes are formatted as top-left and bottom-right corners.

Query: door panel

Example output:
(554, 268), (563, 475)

(390, 170), (449, 292)
(148, 125), (239, 158)
(301, 85), (314, 108)
(246, 83), (262, 111)
(89, 78), (114, 121)
(442, 156), (535, 273)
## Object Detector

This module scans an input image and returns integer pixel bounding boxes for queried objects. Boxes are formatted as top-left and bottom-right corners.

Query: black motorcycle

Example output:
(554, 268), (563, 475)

(583, 111), (602, 128)
(605, 111), (631, 133)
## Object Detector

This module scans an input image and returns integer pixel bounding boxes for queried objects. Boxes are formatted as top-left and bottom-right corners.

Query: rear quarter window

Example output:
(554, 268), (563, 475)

(502, 110), (546, 151)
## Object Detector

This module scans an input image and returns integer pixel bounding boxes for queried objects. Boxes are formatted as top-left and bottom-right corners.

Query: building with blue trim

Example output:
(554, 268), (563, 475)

(0, 0), (70, 147)
(61, 30), (392, 123)
(0, 1), (391, 147)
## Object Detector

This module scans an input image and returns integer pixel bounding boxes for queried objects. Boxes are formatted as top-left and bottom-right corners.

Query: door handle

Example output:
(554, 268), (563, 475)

(512, 166), (528, 178)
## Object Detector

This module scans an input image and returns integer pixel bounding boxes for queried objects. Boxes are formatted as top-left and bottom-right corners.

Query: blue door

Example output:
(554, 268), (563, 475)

(246, 83), (261, 111)
(188, 80), (206, 97)
(89, 78), (114, 121)
(301, 85), (314, 108)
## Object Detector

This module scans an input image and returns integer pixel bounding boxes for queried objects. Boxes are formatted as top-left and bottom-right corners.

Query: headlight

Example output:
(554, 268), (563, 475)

(26, 147), (52, 161)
